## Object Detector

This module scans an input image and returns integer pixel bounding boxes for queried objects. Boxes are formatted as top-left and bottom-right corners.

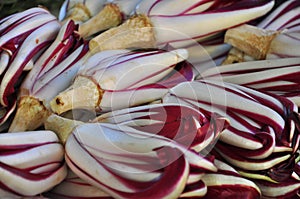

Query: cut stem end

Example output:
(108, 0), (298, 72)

(62, 3), (91, 24)
(79, 3), (123, 38)
(44, 114), (84, 144)
(9, 96), (51, 132)
(89, 14), (156, 53)
(50, 76), (101, 115)
(225, 24), (278, 60)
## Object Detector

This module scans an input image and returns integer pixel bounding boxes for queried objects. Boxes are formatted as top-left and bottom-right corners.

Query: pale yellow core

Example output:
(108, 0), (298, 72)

(225, 24), (278, 60)
(79, 3), (123, 38)
(50, 76), (102, 115)
(9, 96), (50, 132)
(89, 14), (156, 54)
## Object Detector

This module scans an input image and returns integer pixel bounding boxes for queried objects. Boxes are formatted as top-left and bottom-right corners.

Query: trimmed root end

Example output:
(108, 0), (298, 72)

(89, 14), (156, 53)
(45, 114), (84, 144)
(79, 3), (123, 38)
(222, 48), (255, 65)
(9, 96), (50, 132)
(225, 24), (278, 60)
(62, 3), (91, 24)
(50, 76), (101, 115)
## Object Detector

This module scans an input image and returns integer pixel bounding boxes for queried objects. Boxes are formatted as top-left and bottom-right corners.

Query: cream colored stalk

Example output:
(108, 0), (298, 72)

(224, 24), (300, 60)
(59, 0), (106, 23)
(223, 0), (300, 63)
(8, 20), (88, 132)
(44, 114), (84, 144)
(50, 49), (189, 114)
(89, 0), (274, 53)
(79, 0), (142, 38)
(224, 24), (279, 60)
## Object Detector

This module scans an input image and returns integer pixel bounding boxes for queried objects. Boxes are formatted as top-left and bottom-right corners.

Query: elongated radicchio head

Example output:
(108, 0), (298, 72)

(0, 130), (67, 198)
(163, 80), (299, 182)
(0, 8), (61, 128)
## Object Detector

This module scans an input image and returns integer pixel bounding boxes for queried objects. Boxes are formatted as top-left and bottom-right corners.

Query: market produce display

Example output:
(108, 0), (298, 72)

(0, 0), (299, 198)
